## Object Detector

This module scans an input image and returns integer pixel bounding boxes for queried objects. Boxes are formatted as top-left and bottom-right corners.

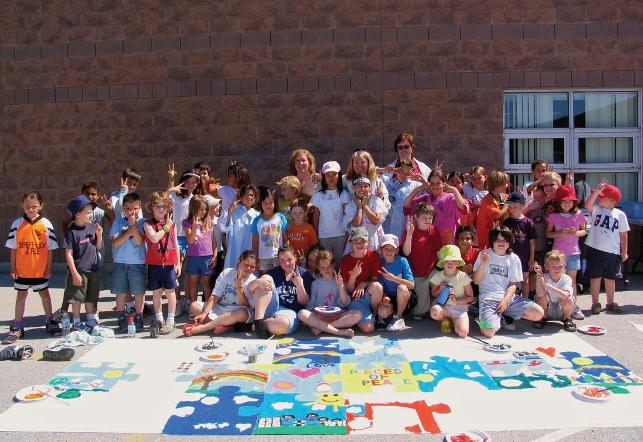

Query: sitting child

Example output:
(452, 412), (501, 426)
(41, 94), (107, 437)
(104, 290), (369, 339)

(377, 234), (413, 332)
(298, 250), (361, 337)
(430, 245), (474, 337)
(533, 250), (577, 332)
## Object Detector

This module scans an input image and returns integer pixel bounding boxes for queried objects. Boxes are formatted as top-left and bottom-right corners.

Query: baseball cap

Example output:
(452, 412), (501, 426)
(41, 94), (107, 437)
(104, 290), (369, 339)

(349, 226), (369, 242)
(599, 184), (621, 203)
(203, 195), (222, 207)
(552, 185), (578, 202)
(321, 161), (341, 174)
(67, 195), (97, 218)
(506, 191), (526, 205)
(379, 234), (399, 249)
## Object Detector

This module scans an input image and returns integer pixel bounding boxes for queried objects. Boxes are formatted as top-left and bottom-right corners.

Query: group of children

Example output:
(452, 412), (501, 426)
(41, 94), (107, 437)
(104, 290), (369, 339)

(2, 145), (631, 346)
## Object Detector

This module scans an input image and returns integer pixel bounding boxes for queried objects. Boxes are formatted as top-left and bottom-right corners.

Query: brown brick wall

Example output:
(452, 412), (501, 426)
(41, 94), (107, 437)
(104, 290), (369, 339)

(1, 0), (642, 261)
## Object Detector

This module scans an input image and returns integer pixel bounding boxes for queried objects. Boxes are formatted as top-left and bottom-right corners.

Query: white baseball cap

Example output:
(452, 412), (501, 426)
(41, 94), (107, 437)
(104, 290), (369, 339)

(322, 161), (341, 174)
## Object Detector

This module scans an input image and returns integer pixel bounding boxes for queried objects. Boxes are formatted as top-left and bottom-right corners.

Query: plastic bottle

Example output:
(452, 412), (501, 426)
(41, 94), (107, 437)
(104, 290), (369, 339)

(437, 283), (453, 306)
(127, 316), (136, 338)
(61, 317), (71, 336)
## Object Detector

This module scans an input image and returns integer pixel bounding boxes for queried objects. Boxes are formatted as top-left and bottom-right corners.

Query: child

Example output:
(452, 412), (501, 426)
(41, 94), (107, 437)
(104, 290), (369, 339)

(584, 181), (629, 314)
(502, 192), (537, 297)
(462, 165), (488, 226)
(456, 225), (480, 276)
(109, 168), (142, 220)
(404, 169), (468, 246)
(305, 243), (325, 277)
(400, 202), (441, 320)
(343, 176), (388, 253)
(344, 149), (390, 211)
(184, 251), (258, 337)
(522, 159), (549, 204)
(110, 193), (147, 334)
(276, 175), (301, 221)
(222, 184), (260, 269)
(3, 192), (59, 344)
(204, 195), (225, 285)
(447, 171), (464, 195)
(472, 226), (544, 337)
(183, 195), (217, 305)
(143, 192), (180, 334)
(252, 187), (289, 273)
(217, 162), (251, 214)
(310, 161), (351, 264)
(533, 251), (578, 332)
(62, 195), (103, 332)
(546, 185), (587, 319)
(286, 198), (318, 266)
(377, 234), (413, 332)
(381, 159), (422, 239)
(476, 170), (510, 248)
(194, 161), (220, 196)
(298, 250), (361, 337)
(430, 245), (474, 337)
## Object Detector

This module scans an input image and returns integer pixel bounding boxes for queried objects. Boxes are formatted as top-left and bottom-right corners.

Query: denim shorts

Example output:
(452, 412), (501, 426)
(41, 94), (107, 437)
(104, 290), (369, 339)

(263, 298), (300, 334)
(177, 236), (188, 256)
(111, 263), (146, 295)
(348, 293), (373, 325)
(185, 255), (213, 276)
(566, 253), (581, 272)
(147, 264), (178, 291)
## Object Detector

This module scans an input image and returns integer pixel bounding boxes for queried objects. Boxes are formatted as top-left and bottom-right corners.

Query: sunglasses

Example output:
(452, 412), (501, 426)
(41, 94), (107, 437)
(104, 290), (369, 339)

(153, 204), (168, 210)
(397, 144), (412, 150)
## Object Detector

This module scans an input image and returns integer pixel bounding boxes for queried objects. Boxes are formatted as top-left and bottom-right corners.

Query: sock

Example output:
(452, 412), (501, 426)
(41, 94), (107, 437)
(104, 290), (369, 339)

(167, 315), (175, 325)
(45, 315), (53, 322)
(73, 316), (81, 325)
(87, 314), (96, 322)
(13, 320), (23, 329)
(156, 312), (163, 322)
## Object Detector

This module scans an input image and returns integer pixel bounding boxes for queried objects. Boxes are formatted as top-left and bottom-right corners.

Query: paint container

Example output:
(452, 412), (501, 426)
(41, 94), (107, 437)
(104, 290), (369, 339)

(247, 345), (258, 363)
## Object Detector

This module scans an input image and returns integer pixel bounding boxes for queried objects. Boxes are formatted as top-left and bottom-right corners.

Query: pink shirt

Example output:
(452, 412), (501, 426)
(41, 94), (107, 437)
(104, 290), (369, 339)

(546, 212), (586, 256)
(404, 191), (467, 246)
(182, 219), (214, 257)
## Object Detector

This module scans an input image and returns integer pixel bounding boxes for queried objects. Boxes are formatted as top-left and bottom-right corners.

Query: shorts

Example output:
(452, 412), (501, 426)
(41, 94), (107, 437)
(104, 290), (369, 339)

(263, 302), (300, 334)
(185, 255), (213, 276)
(566, 254), (581, 272)
(348, 293), (374, 325)
(546, 300), (565, 321)
(196, 301), (251, 323)
(258, 257), (279, 272)
(177, 236), (188, 256)
(479, 296), (536, 332)
(13, 277), (49, 292)
(433, 302), (469, 320)
(147, 264), (178, 291)
(586, 247), (621, 279)
(111, 263), (146, 295)
(63, 271), (100, 304)
(386, 289), (418, 316)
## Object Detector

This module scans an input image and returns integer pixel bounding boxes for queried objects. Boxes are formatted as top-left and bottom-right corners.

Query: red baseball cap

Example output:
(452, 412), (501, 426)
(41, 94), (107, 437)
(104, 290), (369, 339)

(599, 184), (621, 203)
(552, 185), (578, 202)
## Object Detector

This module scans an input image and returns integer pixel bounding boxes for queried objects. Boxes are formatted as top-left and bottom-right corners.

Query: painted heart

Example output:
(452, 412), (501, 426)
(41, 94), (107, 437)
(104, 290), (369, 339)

(289, 367), (320, 379)
(536, 346), (556, 357)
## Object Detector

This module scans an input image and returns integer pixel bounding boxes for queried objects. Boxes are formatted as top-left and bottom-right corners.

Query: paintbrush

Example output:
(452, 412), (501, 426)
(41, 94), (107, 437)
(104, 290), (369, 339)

(594, 385), (622, 394)
(37, 388), (71, 406)
(467, 336), (490, 347)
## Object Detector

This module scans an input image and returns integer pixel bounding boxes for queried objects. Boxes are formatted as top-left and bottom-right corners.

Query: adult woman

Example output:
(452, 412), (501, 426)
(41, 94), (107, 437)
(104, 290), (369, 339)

(383, 133), (431, 181)
(344, 149), (390, 210)
(289, 148), (321, 198)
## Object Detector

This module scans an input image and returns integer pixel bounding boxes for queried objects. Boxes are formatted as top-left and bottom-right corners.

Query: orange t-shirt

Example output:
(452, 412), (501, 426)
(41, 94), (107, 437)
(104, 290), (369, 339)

(285, 222), (318, 260)
(475, 194), (506, 249)
(5, 216), (59, 278)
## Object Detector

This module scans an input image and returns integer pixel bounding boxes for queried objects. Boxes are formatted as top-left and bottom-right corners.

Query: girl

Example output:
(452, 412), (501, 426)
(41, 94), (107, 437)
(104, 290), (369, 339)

(222, 184), (260, 269)
(306, 243), (325, 277)
(546, 185), (587, 315)
(183, 195), (217, 305)
(217, 162), (251, 215)
(143, 192), (180, 334)
(472, 226), (544, 337)
(344, 150), (390, 211)
(194, 161), (220, 196)
(404, 169), (468, 246)
(286, 198), (318, 266)
(343, 176), (388, 253)
(381, 159), (421, 239)
(456, 225), (480, 276)
(252, 187), (289, 273)
(476, 170), (510, 248)
(430, 245), (474, 337)
(462, 165), (488, 226)
(3, 192), (59, 344)
(310, 161), (351, 264)
(298, 250), (361, 337)
(447, 171), (465, 195)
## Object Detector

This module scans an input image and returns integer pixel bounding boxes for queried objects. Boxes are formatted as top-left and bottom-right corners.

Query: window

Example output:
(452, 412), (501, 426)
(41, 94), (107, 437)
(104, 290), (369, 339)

(504, 91), (641, 202)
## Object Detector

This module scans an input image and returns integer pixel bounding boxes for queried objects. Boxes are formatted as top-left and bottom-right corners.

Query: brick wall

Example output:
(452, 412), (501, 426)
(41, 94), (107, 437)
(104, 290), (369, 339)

(1, 0), (642, 261)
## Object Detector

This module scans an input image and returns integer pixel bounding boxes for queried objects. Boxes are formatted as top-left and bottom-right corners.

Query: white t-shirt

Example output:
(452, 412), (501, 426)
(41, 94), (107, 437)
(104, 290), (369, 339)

(170, 193), (192, 238)
(463, 183), (488, 206)
(585, 206), (630, 255)
(544, 273), (573, 304)
(212, 268), (257, 307)
(343, 195), (388, 253)
(310, 189), (351, 239)
(474, 250), (523, 302)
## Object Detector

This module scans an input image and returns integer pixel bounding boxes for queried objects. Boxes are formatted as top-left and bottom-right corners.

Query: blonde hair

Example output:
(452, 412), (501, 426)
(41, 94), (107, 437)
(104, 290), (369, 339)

(146, 191), (173, 214)
(486, 170), (509, 189)
(276, 175), (302, 193)
(346, 150), (377, 182)
(316, 249), (335, 267)
(542, 171), (562, 185)
(289, 148), (317, 175)
(544, 249), (566, 266)
(187, 195), (211, 232)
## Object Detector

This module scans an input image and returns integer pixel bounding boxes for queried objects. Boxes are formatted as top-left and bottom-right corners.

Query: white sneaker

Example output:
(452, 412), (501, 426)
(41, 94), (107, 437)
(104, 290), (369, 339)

(571, 305), (585, 320)
(94, 310), (101, 324)
(501, 316), (516, 331)
(386, 316), (406, 332)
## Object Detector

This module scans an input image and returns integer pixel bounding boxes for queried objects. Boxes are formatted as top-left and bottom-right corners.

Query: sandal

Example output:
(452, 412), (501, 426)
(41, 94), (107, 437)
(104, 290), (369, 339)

(182, 322), (197, 337)
(562, 318), (577, 332)
(532, 318), (547, 329)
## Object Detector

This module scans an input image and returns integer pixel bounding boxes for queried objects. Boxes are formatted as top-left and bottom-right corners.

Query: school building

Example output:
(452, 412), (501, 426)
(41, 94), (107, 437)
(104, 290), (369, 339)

(1, 1), (642, 262)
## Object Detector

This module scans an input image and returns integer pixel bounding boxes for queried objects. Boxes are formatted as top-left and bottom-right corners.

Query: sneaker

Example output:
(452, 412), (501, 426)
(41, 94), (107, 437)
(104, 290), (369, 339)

(591, 302), (602, 315)
(134, 314), (145, 332)
(159, 322), (175, 335)
(412, 315), (423, 321)
(439, 319), (452, 334)
(0, 344), (34, 361)
(386, 316), (406, 332)
(571, 305), (585, 320)
(562, 318), (577, 332)
(52, 309), (67, 323)
(45, 319), (62, 336)
(149, 321), (160, 338)
(501, 316), (516, 331)
(117, 315), (129, 334)
(42, 347), (75, 361)
(606, 302), (622, 314)
(72, 322), (89, 333)
(85, 319), (98, 334)
(94, 310), (101, 324)
(2, 327), (25, 345)
(254, 319), (269, 339)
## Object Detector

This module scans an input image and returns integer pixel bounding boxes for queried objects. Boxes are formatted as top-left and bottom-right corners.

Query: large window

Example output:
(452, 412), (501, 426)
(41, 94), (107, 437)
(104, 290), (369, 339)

(504, 91), (641, 202)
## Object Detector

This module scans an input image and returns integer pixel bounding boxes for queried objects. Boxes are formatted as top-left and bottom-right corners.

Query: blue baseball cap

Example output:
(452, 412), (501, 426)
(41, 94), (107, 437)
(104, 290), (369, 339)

(68, 194), (97, 218)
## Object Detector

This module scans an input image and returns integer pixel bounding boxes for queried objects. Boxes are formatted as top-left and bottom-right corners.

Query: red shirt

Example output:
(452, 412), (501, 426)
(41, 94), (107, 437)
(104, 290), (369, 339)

(144, 220), (178, 266)
(339, 249), (382, 288)
(400, 225), (441, 278)
(460, 246), (480, 274)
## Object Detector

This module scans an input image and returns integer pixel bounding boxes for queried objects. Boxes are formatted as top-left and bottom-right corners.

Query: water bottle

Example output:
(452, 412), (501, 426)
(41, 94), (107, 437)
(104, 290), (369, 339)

(61, 317), (71, 336)
(437, 283), (453, 306)
(127, 316), (136, 338)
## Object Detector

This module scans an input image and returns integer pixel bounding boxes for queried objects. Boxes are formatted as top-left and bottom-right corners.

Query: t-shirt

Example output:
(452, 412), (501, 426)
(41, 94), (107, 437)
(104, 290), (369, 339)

(339, 249), (383, 288)
(306, 277), (349, 310)
(251, 213), (288, 260)
(310, 189), (351, 239)
(430, 270), (472, 305)
(144, 219), (178, 266)
(344, 175), (391, 211)
(543, 273), (573, 305)
(92, 207), (105, 225)
(503, 217), (536, 269)
(546, 212), (587, 256)
(218, 186), (238, 215)
(109, 217), (146, 264)
(463, 183), (488, 206)
(182, 219), (215, 257)
(6, 215), (59, 279)
(400, 225), (441, 278)
(109, 188), (143, 221)
(343, 195), (388, 252)
(476, 193), (505, 249)
(286, 222), (318, 260)
(222, 205), (260, 270)
(169, 192), (192, 238)
(379, 255), (414, 296)
(526, 198), (549, 252)
(381, 175), (421, 239)
(473, 250), (523, 302)
(62, 223), (100, 273)
(405, 191), (467, 246)
(212, 267), (256, 307)
(266, 266), (314, 312)
(585, 206), (630, 255)
(461, 246), (480, 274)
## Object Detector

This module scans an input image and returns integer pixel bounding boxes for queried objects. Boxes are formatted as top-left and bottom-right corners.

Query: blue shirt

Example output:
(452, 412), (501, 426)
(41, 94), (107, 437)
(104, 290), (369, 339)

(266, 265), (314, 312)
(110, 217), (146, 264)
(379, 255), (414, 296)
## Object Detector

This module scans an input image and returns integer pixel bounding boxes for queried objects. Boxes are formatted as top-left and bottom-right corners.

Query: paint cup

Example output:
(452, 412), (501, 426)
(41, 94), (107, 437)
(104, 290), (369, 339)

(247, 345), (258, 363)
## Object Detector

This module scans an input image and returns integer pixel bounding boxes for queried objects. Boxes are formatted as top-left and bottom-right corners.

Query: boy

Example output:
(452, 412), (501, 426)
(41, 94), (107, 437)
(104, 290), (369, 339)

(400, 202), (441, 320)
(276, 175), (301, 221)
(110, 168), (142, 220)
(343, 176), (388, 253)
(522, 159), (548, 204)
(62, 195), (103, 332)
(110, 193), (147, 333)
(340, 227), (385, 334)
(533, 250), (577, 332)
(502, 191), (536, 296)
(377, 234), (414, 332)
(285, 198), (318, 266)
(584, 182), (629, 314)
